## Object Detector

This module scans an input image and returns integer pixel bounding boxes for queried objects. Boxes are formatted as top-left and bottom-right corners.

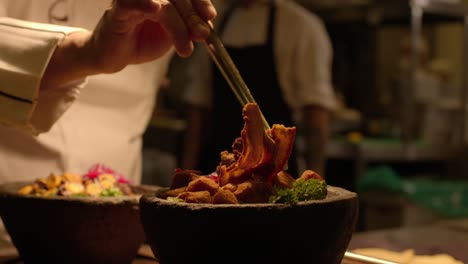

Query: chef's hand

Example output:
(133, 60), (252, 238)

(41, 0), (216, 88)
(91, 0), (217, 72)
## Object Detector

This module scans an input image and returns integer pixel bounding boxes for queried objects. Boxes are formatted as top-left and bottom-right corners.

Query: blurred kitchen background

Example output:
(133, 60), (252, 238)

(142, 0), (468, 237)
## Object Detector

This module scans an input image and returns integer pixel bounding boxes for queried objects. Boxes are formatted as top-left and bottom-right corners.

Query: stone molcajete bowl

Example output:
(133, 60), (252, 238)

(140, 185), (358, 264)
(0, 182), (160, 264)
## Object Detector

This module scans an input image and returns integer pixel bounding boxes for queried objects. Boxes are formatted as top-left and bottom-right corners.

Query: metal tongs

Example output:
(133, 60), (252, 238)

(203, 27), (271, 131)
(343, 251), (399, 264)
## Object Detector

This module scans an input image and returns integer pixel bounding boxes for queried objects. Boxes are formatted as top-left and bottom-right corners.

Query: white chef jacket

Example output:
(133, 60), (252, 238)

(184, 0), (336, 116)
(0, 0), (172, 184)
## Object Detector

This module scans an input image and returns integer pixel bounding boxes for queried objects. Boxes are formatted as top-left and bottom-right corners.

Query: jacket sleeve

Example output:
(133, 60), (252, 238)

(0, 17), (87, 135)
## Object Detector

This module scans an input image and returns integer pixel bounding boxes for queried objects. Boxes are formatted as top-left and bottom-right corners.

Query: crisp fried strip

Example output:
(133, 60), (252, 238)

(266, 124), (296, 182)
(186, 177), (219, 195)
(219, 104), (272, 185)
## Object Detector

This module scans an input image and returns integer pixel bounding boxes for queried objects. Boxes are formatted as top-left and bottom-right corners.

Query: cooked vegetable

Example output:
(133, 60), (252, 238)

(269, 178), (327, 205)
(100, 187), (123, 197)
(18, 164), (132, 197)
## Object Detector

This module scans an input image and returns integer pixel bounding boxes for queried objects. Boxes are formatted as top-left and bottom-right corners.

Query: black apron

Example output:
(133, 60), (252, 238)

(198, 1), (299, 177)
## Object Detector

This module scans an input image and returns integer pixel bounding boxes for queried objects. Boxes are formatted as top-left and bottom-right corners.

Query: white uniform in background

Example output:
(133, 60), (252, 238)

(185, 0), (336, 115)
(0, 0), (172, 184)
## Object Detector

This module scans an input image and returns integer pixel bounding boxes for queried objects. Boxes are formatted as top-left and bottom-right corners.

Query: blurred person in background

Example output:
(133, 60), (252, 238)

(391, 34), (437, 140)
(392, 35), (461, 144)
(181, 0), (336, 177)
(0, 0), (216, 185)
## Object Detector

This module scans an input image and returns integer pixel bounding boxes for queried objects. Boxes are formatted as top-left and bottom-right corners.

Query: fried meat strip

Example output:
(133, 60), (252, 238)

(218, 104), (275, 185)
(179, 191), (212, 203)
(218, 103), (296, 187)
(213, 189), (238, 204)
(171, 169), (201, 189)
(186, 177), (219, 195)
(160, 187), (187, 199)
(266, 124), (296, 182)
(165, 103), (297, 204)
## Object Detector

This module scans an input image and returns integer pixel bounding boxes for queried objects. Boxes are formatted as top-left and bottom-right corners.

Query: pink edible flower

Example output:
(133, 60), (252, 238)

(116, 175), (130, 184)
(84, 171), (100, 180)
(83, 163), (131, 184)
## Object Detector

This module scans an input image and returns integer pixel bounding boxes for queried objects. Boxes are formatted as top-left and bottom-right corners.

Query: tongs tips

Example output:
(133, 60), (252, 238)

(204, 27), (270, 131)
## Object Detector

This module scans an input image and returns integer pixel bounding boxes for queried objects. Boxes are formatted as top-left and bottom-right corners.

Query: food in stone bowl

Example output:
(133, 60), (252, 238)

(0, 164), (160, 264)
(17, 164), (134, 198)
(140, 103), (358, 264)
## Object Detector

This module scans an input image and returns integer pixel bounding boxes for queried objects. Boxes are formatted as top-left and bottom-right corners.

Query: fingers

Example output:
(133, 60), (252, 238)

(108, 0), (216, 58)
(158, 4), (194, 57)
(168, 0), (211, 40)
(112, 0), (162, 15)
(109, 0), (162, 33)
(192, 0), (217, 21)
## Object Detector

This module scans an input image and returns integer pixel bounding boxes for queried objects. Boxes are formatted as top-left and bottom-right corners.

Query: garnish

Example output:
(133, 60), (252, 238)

(269, 178), (327, 205)
(100, 187), (124, 197)
(18, 164), (133, 197)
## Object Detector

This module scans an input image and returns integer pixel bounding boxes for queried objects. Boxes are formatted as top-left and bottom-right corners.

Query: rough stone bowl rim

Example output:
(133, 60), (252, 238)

(0, 181), (161, 205)
(141, 185), (357, 209)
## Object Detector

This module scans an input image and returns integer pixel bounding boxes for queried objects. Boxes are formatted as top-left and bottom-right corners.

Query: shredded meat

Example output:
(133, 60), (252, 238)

(265, 124), (296, 182)
(179, 191), (212, 203)
(218, 104), (295, 186)
(219, 151), (236, 167)
(271, 171), (295, 189)
(159, 187), (187, 199)
(213, 189), (238, 204)
(171, 169), (201, 189)
(186, 177), (219, 195)
(161, 103), (298, 204)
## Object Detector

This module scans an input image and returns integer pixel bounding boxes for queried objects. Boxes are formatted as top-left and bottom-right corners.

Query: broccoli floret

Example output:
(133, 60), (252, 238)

(294, 179), (327, 201)
(269, 187), (298, 204)
(269, 179), (327, 205)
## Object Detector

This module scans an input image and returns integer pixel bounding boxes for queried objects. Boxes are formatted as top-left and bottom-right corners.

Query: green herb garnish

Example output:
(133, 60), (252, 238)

(100, 187), (123, 197)
(71, 193), (88, 197)
(269, 179), (327, 205)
